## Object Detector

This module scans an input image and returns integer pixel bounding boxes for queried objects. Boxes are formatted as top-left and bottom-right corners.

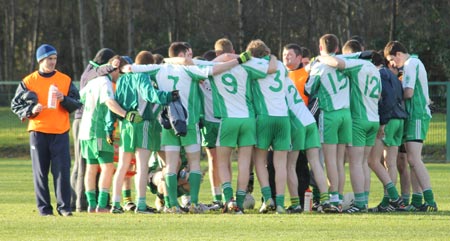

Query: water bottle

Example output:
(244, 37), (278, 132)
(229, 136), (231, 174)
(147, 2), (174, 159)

(47, 84), (57, 109)
(304, 188), (312, 212)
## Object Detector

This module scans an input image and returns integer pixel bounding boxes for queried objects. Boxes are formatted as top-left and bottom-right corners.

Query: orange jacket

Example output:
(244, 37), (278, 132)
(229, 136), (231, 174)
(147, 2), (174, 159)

(23, 71), (71, 134)
(288, 67), (309, 106)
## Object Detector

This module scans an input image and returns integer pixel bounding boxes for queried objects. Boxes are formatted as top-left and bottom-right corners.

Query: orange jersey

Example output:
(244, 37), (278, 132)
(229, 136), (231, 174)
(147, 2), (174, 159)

(23, 71), (72, 134)
(288, 67), (309, 106)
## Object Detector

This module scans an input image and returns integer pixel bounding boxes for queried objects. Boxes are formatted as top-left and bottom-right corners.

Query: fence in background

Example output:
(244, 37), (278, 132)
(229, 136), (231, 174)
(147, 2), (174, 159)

(0, 81), (448, 162)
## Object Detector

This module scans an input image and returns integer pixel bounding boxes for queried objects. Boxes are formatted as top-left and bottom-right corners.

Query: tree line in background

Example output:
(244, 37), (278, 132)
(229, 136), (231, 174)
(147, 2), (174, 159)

(0, 0), (449, 85)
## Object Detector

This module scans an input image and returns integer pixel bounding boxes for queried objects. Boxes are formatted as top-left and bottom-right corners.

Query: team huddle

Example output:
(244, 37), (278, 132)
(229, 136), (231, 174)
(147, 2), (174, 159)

(11, 33), (437, 217)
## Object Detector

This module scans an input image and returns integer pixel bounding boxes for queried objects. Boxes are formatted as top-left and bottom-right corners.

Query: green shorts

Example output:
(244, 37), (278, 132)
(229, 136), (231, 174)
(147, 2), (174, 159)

(217, 117), (256, 147)
(256, 116), (291, 151)
(351, 119), (379, 147)
(291, 118), (320, 151)
(161, 123), (201, 147)
(120, 120), (155, 152)
(383, 119), (404, 147)
(319, 109), (352, 144)
(304, 123), (321, 150)
(201, 120), (219, 148)
(80, 138), (114, 164)
(404, 118), (430, 141)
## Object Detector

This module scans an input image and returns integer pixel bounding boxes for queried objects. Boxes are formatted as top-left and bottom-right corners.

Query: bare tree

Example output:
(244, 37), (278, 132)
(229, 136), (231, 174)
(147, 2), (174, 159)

(277, 0), (283, 57)
(95, 0), (105, 47)
(237, 0), (244, 52)
(341, 0), (351, 41)
(389, 0), (398, 41)
(4, 0), (15, 79)
(164, 0), (180, 44)
(126, 0), (134, 56)
(70, 0), (78, 81)
(78, 0), (90, 67)
(28, 0), (40, 73)
(306, 0), (317, 51)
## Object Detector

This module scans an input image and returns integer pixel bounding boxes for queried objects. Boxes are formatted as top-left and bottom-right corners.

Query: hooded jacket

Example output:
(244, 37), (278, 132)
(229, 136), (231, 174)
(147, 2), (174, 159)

(378, 67), (409, 125)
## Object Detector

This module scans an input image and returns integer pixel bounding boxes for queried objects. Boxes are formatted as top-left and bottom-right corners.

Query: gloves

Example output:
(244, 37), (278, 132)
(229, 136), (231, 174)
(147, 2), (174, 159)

(305, 56), (319, 72)
(158, 107), (172, 129)
(125, 110), (143, 123)
(171, 90), (180, 101)
(106, 133), (114, 145)
(237, 51), (251, 64)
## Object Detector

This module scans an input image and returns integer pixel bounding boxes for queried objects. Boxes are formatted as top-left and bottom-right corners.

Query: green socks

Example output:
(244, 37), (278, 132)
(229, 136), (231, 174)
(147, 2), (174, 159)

(165, 172), (179, 207)
(364, 191), (369, 207)
(137, 197), (146, 210)
(385, 182), (400, 200)
(236, 190), (246, 209)
(188, 171), (202, 205)
(402, 193), (410, 205)
(330, 192), (339, 206)
(312, 187), (320, 203)
(423, 189), (436, 205)
(222, 182), (233, 202)
(261, 186), (272, 202)
(411, 193), (423, 207)
(320, 192), (329, 203)
(354, 192), (365, 209)
(164, 196), (170, 208)
(98, 189), (109, 208)
(85, 190), (97, 208)
(214, 194), (222, 203)
(290, 197), (300, 207)
(275, 195), (285, 208)
(122, 189), (132, 204)
(380, 195), (390, 207)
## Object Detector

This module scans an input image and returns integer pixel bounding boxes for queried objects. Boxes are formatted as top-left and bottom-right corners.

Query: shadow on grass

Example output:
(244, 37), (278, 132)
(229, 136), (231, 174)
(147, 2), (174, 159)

(0, 144), (29, 158)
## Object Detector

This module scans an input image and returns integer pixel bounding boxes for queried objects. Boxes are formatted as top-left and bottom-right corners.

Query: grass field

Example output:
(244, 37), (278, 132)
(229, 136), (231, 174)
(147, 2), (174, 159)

(0, 158), (449, 241)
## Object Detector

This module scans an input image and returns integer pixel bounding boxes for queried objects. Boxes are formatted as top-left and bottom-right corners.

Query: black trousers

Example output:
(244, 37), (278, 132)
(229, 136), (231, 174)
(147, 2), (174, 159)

(30, 131), (72, 215)
(267, 150), (310, 207)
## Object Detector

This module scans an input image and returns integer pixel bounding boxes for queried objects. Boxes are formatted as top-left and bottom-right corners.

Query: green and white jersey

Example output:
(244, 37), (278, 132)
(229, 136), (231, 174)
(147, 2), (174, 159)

(196, 58), (268, 118)
(285, 80), (316, 126)
(79, 75), (114, 140)
(199, 79), (220, 123)
(114, 73), (172, 119)
(192, 59), (220, 122)
(402, 55), (431, 119)
(339, 55), (381, 122)
(132, 63), (212, 124)
(305, 60), (350, 112)
(252, 60), (289, 117)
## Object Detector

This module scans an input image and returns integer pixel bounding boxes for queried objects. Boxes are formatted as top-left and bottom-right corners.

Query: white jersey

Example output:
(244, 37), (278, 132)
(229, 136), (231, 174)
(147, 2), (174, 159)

(285, 80), (316, 126)
(195, 58), (269, 118)
(340, 55), (381, 122)
(79, 76), (115, 140)
(305, 60), (350, 112)
(252, 60), (289, 117)
(131, 63), (212, 124)
(402, 55), (431, 119)
(199, 78), (220, 123)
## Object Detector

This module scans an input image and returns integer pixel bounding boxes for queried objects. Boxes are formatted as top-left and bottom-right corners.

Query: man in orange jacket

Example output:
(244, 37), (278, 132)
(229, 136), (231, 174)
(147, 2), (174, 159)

(11, 44), (82, 216)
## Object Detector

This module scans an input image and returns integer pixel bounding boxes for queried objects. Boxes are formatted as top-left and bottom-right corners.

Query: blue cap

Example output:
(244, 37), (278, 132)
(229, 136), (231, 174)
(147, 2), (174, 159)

(122, 56), (133, 64)
(36, 44), (57, 62)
